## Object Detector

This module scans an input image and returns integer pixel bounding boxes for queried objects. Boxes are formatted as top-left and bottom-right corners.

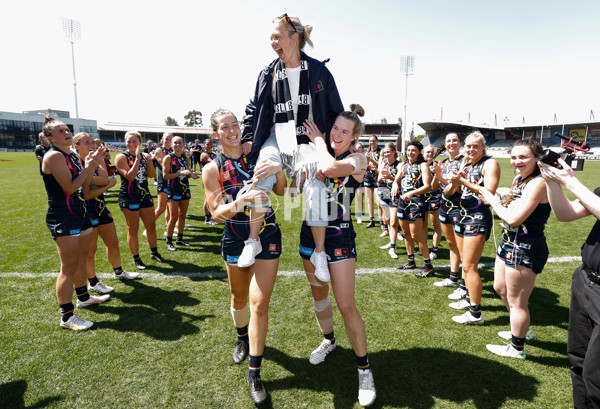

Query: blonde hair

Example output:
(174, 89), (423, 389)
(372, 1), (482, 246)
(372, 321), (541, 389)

(124, 130), (142, 143)
(465, 131), (487, 155)
(73, 132), (91, 146)
(274, 15), (313, 50)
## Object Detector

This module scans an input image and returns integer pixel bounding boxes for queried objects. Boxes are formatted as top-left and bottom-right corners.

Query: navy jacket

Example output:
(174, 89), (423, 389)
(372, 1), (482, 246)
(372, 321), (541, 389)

(242, 52), (344, 164)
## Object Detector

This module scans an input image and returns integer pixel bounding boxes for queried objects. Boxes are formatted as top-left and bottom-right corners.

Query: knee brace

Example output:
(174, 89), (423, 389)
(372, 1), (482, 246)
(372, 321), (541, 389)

(230, 304), (249, 328)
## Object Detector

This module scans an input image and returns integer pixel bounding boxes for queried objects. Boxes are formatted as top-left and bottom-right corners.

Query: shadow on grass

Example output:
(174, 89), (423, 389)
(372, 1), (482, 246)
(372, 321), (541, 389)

(91, 280), (214, 340)
(0, 380), (63, 408)
(264, 346), (539, 408)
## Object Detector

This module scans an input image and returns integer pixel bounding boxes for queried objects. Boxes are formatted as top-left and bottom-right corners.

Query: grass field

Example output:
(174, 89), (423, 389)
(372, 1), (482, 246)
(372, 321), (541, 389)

(1, 151), (597, 408)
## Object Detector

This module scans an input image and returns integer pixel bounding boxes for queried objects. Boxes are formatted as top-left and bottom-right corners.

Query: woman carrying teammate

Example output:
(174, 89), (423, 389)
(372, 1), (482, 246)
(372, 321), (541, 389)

(163, 136), (199, 251)
(115, 131), (166, 270)
(479, 138), (549, 358)
(203, 109), (286, 405)
(41, 116), (109, 331)
(445, 131), (500, 325)
(300, 109), (376, 408)
(432, 133), (466, 295)
(377, 142), (401, 259)
(392, 141), (435, 277)
(421, 144), (442, 260)
(73, 132), (139, 294)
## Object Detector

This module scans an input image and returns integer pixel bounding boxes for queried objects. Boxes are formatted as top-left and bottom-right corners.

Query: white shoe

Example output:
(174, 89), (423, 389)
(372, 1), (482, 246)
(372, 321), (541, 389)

(153, 181), (158, 185)
(388, 248), (398, 259)
(430, 251), (438, 260)
(356, 216), (363, 224)
(89, 281), (114, 294)
(434, 278), (459, 288)
(184, 223), (192, 228)
(498, 328), (535, 342)
(60, 314), (94, 331)
(207, 219), (218, 225)
(76, 294), (110, 309)
(163, 231), (168, 237)
(237, 238), (262, 268)
(309, 338), (336, 365)
(486, 343), (525, 359)
(397, 233), (404, 241)
(379, 242), (392, 250)
(448, 287), (467, 300)
(379, 230), (389, 238)
(449, 299), (470, 310)
(114, 270), (140, 280)
(358, 368), (376, 407)
(311, 251), (331, 283)
(452, 311), (484, 325)
(142, 229), (147, 237)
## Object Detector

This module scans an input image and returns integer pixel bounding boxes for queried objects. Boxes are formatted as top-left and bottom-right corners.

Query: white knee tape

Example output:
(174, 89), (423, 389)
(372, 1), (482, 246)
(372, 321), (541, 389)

(313, 296), (331, 312)
(230, 304), (249, 328)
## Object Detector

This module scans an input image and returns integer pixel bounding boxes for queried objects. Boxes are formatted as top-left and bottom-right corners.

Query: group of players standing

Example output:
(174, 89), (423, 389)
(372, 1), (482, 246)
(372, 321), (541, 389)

(36, 11), (600, 409)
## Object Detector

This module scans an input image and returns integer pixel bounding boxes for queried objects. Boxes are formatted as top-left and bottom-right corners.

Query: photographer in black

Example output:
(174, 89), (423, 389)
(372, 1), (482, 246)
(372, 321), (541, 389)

(539, 158), (600, 409)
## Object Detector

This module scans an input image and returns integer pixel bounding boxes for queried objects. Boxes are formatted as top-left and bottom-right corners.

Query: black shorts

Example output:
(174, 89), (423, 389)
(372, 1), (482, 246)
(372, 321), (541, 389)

(497, 233), (549, 274)
(424, 192), (441, 212)
(397, 197), (425, 222)
(192, 153), (201, 165)
(363, 175), (377, 188)
(91, 209), (114, 227)
(46, 215), (92, 240)
(167, 190), (191, 201)
(439, 207), (460, 225)
(454, 208), (493, 240)
(299, 222), (357, 263)
(157, 182), (168, 194)
(119, 194), (154, 211)
(377, 187), (398, 207)
(221, 222), (282, 265)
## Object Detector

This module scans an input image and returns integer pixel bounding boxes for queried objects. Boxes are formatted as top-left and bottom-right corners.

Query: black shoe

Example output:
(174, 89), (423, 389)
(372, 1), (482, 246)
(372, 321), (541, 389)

(134, 259), (146, 270)
(175, 239), (191, 247)
(365, 221), (376, 228)
(233, 339), (249, 364)
(150, 252), (166, 262)
(247, 374), (268, 405)
(166, 242), (177, 252)
(415, 265), (435, 277)
(396, 261), (417, 270)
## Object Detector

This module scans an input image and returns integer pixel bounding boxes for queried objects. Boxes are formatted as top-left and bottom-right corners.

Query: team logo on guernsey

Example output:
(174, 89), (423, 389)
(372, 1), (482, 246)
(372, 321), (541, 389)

(222, 171), (231, 181)
(316, 80), (324, 93)
(340, 223), (349, 229)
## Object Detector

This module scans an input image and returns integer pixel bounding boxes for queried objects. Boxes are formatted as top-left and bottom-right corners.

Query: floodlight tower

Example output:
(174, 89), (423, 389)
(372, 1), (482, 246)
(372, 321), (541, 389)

(400, 55), (414, 154)
(62, 17), (81, 119)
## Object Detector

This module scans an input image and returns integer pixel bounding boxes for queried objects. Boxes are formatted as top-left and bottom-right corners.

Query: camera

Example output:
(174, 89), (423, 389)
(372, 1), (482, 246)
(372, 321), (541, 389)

(539, 149), (585, 171)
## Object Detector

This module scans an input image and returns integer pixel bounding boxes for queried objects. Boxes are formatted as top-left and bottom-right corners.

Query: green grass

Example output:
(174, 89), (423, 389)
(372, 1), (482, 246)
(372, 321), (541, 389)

(1, 151), (597, 408)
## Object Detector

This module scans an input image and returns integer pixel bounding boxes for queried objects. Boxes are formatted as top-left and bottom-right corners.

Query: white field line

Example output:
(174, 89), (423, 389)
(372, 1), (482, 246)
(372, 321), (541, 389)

(0, 256), (582, 280)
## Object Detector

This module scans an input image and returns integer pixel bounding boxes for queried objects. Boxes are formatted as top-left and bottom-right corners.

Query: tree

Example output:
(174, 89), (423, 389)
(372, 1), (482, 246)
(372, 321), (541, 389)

(165, 116), (179, 126)
(184, 110), (203, 127)
(381, 117), (388, 124)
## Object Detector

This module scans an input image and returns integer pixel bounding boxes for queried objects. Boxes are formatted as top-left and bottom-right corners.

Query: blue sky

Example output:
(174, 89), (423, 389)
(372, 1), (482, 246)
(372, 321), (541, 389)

(2, 0), (599, 134)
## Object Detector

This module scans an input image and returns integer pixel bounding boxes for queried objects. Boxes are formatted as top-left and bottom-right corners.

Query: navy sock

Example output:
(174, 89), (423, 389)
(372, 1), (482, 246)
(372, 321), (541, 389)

(150, 247), (158, 253)
(424, 258), (432, 268)
(177, 233), (183, 241)
(390, 243), (396, 249)
(408, 254), (415, 262)
(432, 246), (438, 253)
(88, 276), (99, 286)
(469, 303), (481, 318)
(236, 325), (249, 342)
(75, 285), (90, 302)
(324, 331), (335, 343)
(133, 254), (141, 262)
(60, 302), (74, 322)
(449, 272), (459, 282)
(356, 354), (370, 370)
(249, 355), (263, 377)
(166, 237), (173, 243)
(113, 266), (123, 275)
(459, 278), (467, 291)
(511, 334), (526, 351)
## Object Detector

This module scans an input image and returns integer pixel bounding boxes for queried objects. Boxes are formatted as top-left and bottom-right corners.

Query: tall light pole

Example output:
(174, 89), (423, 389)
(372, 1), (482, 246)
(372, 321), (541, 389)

(400, 55), (414, 154)
(62, 17), (81, 119)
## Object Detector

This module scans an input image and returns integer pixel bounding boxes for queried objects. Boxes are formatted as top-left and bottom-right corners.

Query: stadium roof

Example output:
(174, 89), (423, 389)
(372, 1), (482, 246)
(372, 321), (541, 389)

(418, 121), (504, 132)
(99, 122), (211, 135)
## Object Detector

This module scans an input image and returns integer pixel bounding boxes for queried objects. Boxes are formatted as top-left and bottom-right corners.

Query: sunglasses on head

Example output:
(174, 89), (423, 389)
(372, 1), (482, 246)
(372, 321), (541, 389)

(276, 13), (297, 34)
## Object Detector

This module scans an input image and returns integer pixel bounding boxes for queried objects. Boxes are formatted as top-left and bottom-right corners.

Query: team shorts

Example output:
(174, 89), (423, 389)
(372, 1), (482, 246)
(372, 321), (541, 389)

(90, 209), (114, 227)
(299, 222), (357, 263)
(397, 198), (425, 222)
(119, 194), (154, 211)
(157, 182), (168, 194)
(167, 190), (191, 201)
(454, 209), (493, 240)
(221, 223), (282, 266)
(497, 233), (549, 274)
(363, 175), (378, 188)
(439, 207), (461, 225)
(377, 187), (398, 207)
(424, 192), (441, 212)
(46, 215), (92, 240)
